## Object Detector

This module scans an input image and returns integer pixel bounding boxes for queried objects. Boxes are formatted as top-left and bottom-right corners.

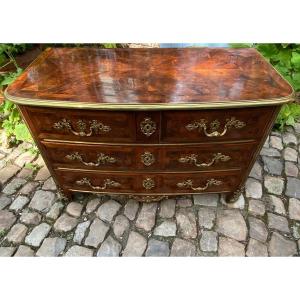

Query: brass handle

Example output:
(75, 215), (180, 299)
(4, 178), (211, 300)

(66, 152), (116, 167)
(177, 178), (222, 191)
(75, 177), (121, 190)
(142, 178), (155, 190)
(178, 153), (231, 168)
(141, 151), (155, 166)
(53, 119), (111, 136)
(186, 117), (246, 137)
(140, 117), (156, 137)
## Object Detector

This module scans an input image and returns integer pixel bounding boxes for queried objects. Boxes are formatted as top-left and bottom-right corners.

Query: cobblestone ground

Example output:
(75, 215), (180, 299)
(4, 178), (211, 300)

(0, 123), (300, 257)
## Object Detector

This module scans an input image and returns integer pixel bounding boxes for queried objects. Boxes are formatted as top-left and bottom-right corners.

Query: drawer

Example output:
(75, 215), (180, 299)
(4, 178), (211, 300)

(55, 169), (241, 195)
(22, 106), (136, 143)
(161, 106), (277, 143)
(42, 141), (257, 172)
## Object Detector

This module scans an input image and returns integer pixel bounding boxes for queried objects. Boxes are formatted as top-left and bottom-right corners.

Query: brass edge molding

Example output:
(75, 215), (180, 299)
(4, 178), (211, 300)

(4, 89), (295, 111)
(41, 138), (257, 147)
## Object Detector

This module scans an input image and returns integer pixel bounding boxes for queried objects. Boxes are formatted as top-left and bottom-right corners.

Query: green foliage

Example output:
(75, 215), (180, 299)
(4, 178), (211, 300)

(275, 103), (300, 131)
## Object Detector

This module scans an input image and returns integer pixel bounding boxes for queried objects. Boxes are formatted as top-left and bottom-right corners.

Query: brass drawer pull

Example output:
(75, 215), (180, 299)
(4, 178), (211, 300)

(66, 152), (116, 166)
(178, 152), (231, 167)
(141, 151), (155, 166)
(177, 178), (222, 191)
(142, 178), (155, 190)
(140, 117), (156, 136)
(75, 177), (121, 190)
(186, 117), (246, 137)
(53, 119), (111, 136)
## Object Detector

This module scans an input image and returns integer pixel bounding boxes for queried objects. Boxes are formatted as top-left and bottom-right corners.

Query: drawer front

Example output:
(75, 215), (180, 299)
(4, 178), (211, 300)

(161, 106), (276, 143)
(42, 141), (256, 172)
(22, 106), (136, 142)
(55, 169), (241, 194)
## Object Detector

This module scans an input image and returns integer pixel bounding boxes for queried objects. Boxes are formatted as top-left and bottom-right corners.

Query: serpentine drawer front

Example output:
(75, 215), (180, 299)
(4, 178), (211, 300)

(6, 47), (294, 203)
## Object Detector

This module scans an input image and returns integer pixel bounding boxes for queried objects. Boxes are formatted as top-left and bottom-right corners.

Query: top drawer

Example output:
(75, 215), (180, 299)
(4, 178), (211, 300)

(22, 107), (136, 143)
(160, 106), (277, 143)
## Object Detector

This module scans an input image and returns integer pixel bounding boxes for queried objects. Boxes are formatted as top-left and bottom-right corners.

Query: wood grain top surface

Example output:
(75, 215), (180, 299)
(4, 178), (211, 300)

(6, 47), (293, 108)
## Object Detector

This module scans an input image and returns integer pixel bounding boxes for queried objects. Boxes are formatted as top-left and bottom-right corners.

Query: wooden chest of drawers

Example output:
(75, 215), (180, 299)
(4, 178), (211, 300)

(5, 47), (294, 203)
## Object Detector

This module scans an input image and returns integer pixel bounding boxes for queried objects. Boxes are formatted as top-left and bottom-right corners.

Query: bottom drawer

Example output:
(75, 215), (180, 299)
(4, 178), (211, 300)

(55, 169), (241, 195)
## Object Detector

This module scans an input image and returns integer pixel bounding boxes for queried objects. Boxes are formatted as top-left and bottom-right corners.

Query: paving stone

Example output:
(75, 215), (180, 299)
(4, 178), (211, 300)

(270, 135), (283, 150)
(265, 195), (286, 215)
(42, 177), (57, 191)
(14, 151), (36, 168)
(145, 239), (170, 256)
(264, 176), (284, 195)
(268, 232), (297, 256)
(33, 155), (45, 167)
(262, 156), (283, 175)
(289, 198), (300, 221)
(66, 202), (83, 217)
(0, 210), (16, 231)
(263, 136), (269, 147)
(245, 178), (262, 199)
(198, 207), (216, 229)
(0, 247), (16, 257)
(218, 237), (245, 256)
(65, 245), (93, 257)
(193, 194), (219, 207)
(0, 194), (11, 210)
(97, 235), (122, 257)
(246, 238), (268, 257)
(159, 198), (176, 218)
(170, 238), (196, 256)
(53, 213), (78, 232)
(0, 165), (20, 185)
(285, 162), (298, 177)
(34, 166), (51, 181)
(19, 182), (39, 195)
(260, 147), (281, 157)
(267, 213), (290, 233)
(36, 237), (66, 257)
(29, 190), (55, 213)
(286, 177), (300, 198)
(2, 178), (26, 195)
(292, 223), (300, 239)
(96, 199), (121, 222)
(73, 220), (91, 244)
(154, 220), (176, 237)
(248, 216), (268, 243)
(177, 197), (193, 207)
(113, 215), (129, 238)
(283, 147), (298, 162)
(20, 211), (41, 225)
(6, 223), (28, 244)
(176, 208), (197, 239)
(46, 202), (64, 220)
(216, 210), (247, 241)
(25, 223), (51, 247)
(248, 200), (266, 216)
(17, 167), (34, 179)
(9, 195), (29, 211)
(86, 198), (101, 213)
(249, 162), (263, 180)
(14, 245), (34, 257)
(294, 122), (300, 134)
(84, 218), (109, 248)
(200, 230), (218, 252)
(136, 202), (157, 232)
(122, 231), (147, 256)
(124, 199), (139, 220)
(282, 132), (297, 146)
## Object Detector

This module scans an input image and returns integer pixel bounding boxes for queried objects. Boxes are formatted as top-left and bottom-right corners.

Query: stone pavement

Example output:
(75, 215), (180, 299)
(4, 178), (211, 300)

(0, 123), (300, 257)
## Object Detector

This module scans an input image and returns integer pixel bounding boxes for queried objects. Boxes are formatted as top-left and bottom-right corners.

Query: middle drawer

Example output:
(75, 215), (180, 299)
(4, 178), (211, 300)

(41, 141), (257, 172)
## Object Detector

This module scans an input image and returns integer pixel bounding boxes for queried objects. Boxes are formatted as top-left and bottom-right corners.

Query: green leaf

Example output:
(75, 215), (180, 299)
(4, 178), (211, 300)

(255, 44), (279, 59)
(291, 52), (300, 70)
(14, 123), (32, 142)
(229, 43), (253, 48)
(272, 49), (292, 68)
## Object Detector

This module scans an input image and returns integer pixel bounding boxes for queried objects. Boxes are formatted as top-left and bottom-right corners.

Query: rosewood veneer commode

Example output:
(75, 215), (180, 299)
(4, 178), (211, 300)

(5, 47), (294, 203)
